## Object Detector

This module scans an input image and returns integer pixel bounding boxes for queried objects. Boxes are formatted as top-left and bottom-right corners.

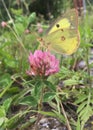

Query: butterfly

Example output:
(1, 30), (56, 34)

(38, 9), (80, 55)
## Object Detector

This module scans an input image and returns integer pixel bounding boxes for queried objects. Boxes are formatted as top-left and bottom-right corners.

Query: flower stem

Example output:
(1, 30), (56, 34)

(86, 48), (92, 88)
(38, 86), (43, 111)
(35, 85), (44, 130)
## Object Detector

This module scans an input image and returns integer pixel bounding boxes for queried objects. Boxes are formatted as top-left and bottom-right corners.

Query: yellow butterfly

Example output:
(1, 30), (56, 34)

(38, 9), (80, 55)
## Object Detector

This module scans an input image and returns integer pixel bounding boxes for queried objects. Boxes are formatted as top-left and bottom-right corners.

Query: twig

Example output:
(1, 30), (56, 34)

(60, 102), (72, 130)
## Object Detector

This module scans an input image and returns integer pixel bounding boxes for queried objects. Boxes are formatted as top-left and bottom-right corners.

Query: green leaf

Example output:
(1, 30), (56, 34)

(43, 92), (56, 102)
(75, 94), (87, 104)
(7, 87), (20, 94)
(3, 98), (12, 113)
(80, 105), (93, 130)
(0, 73), (12, 87)
(0, 106), (6, 117)
(63, 79), (79, 86)
(0, 81), (13, 98)
(44, 80), (56, 91)
(34, 81), (42, 98)
(80, 106), (92, 121)
(20, 117), (36, 130)
(15, 23), (25, 35)
(20, 95), (37, 106)
(76, 117), (81, 130)
(28, 12), (36, 23)
(59, 66), (72, 79)
(12, 88), (31, 105)
(6, 113), (22, 129)
(0, 117), (5, 126)
(77, 101), (87, 113)
(38, 111), (58, 117)
(37, 109), (65, 123)
(4, 58), (18, 68)
(11, 8), (22, 16)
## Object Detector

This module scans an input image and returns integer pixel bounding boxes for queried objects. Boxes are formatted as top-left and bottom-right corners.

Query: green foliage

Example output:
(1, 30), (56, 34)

(0, 0), (93, 130)
(75, 88), (93, 130)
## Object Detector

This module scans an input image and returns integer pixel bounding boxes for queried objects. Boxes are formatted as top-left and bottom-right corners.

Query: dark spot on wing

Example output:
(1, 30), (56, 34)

(61, 36), (65, 41)
(61, 29), (64, 32)
(56, 24), (60, 28)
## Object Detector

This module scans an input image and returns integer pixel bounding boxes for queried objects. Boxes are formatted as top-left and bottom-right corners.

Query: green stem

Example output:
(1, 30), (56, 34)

(38, 86), (44, 111)
(35, 85), (44, 130)
(86, 48), (92, 87)
(1, 0), (19, 36)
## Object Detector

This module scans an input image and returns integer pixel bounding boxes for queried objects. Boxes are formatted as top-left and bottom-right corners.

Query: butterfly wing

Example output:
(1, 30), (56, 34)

(47, 9), (78, 34)
(43, 28), (80, 55)
(39, 9), (80, 55)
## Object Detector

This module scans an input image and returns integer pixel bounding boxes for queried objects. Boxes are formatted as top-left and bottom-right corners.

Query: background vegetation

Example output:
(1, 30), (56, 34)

(0, 0), (93, 130)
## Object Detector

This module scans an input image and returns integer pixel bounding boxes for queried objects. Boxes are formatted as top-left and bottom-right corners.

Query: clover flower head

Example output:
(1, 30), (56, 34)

(27, 50), (59, 77)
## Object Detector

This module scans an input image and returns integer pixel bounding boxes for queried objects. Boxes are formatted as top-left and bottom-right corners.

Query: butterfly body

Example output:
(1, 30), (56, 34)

(39, 9), (80, 55)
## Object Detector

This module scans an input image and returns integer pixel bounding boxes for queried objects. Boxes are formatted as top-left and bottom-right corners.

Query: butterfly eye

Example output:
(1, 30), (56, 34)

(56, 24), (60, 28)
